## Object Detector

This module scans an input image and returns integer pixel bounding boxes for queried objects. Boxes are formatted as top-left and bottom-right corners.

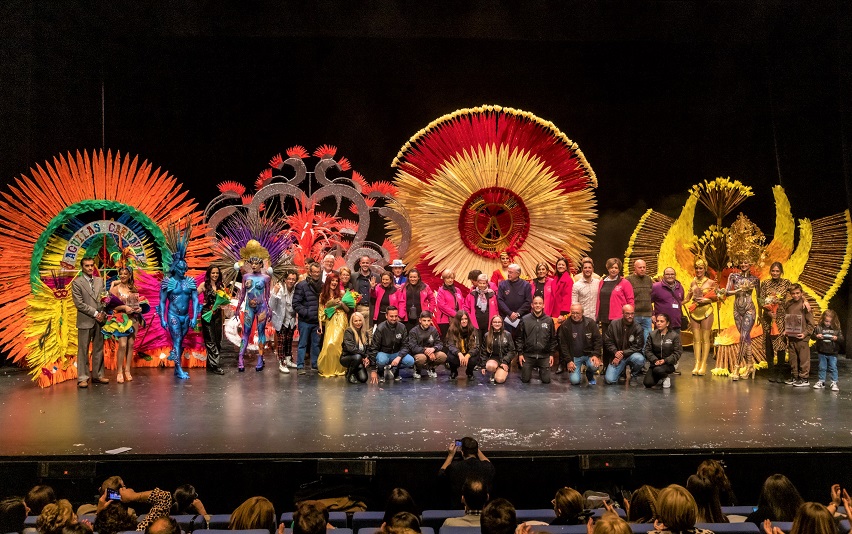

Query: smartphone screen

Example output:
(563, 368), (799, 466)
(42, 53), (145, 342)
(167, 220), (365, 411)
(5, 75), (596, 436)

(107, 488), (121, 501)
(455, 440), (462, 447)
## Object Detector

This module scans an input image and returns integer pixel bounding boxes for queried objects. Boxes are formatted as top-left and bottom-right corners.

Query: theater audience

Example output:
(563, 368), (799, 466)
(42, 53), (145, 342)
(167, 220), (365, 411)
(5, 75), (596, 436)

(0, 497), (29, 534)
(229, 496), (276, 534)
(439, 437), (495, 505)
(651, 484), (714, 534)
(696, 460), (737, 507)
(26, 486), (56, 516)
(381, 488), (419, 526)
(293, 501), (329, 534)
(592, 512), (633, 534)
(746, 474), (804, 526)
(384, 512), (421, 534)
(626, 485), (659, 524)
(686, 475), (727, 523)
(442, 478), (488, 527)
(77, 477), (127, 516)
(763, 502), (836, 534)
(93, 501), (137, 534)
(550, 487), (586, 525)
(36, 500), (78, 534)
(172, 484), (210, 527)
(481, 498), (516, 534)
(144, 517), (179, 534)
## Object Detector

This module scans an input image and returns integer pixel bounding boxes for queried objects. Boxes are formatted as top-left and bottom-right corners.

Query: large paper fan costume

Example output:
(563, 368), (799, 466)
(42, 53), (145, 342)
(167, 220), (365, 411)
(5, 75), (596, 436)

(389, 105), (597, 281)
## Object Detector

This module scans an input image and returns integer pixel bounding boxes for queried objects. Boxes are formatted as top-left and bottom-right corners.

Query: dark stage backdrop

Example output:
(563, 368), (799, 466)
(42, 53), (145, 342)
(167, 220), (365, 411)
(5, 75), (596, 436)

(1, 1), (850, 323)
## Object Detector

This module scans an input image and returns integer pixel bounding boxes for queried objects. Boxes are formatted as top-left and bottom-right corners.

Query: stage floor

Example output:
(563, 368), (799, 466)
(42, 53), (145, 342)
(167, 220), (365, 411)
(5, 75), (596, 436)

(1, 350), (850, 458)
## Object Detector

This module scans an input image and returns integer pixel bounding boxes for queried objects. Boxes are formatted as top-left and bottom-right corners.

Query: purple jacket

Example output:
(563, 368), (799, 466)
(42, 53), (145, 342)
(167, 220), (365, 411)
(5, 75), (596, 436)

(650, 280), (685, 329)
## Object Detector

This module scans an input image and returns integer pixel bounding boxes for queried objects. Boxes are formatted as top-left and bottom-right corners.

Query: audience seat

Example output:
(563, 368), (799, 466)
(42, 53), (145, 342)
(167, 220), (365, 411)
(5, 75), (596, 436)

(24, 517), (37, 527)
(422, 510), (463, 530)
(280, 511), (348, 528)
(721, 506), (757, 516)
(767, 522), (792, 533)
(206, 514), (234, 529)
(695, 523), (760, 533)
(352, 511), (387, 530)
(515, 509), (557, 523)
(358, 528), (435, 534)
(626, 524), (656, 533)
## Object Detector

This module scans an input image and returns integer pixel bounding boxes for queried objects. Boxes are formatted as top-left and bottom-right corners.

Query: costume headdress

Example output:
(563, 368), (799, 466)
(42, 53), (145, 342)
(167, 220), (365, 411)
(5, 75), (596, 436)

(725, 213), (765, 267)
(215, 211), (292, 282)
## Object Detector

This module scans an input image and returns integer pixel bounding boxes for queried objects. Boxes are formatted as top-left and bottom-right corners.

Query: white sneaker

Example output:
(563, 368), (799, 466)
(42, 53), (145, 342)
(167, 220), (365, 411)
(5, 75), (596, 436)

(429, 369), (437, 378)
(831, 382), (839, 391)
(813, 381), (825, 389)
(413, 370), (421, 379)
(662, 377), (671, 388)
(285, 357), (297, 368)
(279, 363), (290, 374)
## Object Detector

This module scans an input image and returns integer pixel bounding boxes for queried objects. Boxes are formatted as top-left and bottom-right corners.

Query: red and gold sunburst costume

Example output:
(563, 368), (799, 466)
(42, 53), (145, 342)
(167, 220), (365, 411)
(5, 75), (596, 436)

(388, 105), (598, 286)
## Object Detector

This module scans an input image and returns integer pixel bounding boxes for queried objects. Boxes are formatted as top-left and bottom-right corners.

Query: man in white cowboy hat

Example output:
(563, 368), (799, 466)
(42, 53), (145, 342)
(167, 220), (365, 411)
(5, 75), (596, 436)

(386, 259), (407, 286)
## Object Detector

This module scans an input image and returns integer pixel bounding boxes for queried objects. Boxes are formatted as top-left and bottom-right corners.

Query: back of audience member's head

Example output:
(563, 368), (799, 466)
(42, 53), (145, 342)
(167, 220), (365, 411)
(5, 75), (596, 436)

(37, 499), (76, 534)
(756, 474), (804, 522)
(27, 485), (57, 516)
(790, 502), (836, 534)
(229, 497), (276, 534)
(481, 498), (516, 534)
(462, 478), (488, 512)
(385, 511), (421, 533)
(172, 484), (198, 514)
(593, 512), (632, 534)
(293, 501), (328, 534)
(552, 487), (584, 524)
(460, 437), (479, 457)
(686, 475), (727, 523)
(94, 501), (137, 534)
(62, 523), (91, 534)
(696, 459), (735, 506)
(145, 516), (180, 534)
(0, 497), (28, 534)
(99, 476), (125, 495)
(382, 488), (418, 525)
(655, 485), (698, 532)
(627, 485), (659, 523)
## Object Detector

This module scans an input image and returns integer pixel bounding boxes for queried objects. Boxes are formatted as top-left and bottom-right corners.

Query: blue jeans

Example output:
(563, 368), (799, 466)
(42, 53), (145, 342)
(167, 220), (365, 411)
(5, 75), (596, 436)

(376, 351), (415, 371)
(297, 320), (321, 368)
(570, 355), (599, 385)
(818, 353), (838, 383)
(604, 352), (646, 384)
(634, 316), (652, 346)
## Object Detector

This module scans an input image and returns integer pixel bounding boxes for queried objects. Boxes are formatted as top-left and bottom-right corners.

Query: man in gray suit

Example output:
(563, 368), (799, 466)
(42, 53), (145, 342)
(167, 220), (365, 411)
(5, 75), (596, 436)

(72, 257), (108, 388)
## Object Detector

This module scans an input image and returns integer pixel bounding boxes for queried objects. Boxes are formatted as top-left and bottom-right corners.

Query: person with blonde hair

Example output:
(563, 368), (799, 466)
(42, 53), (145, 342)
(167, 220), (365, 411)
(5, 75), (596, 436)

(592, 512), (632, 534)
(435, 269), (463, 338)
(228, 496), (276, 534)
(36, 500), (78, 534)
(341, 311), (371, 383)
(651, 484), (714, 534)
(686, 259), (717, 376)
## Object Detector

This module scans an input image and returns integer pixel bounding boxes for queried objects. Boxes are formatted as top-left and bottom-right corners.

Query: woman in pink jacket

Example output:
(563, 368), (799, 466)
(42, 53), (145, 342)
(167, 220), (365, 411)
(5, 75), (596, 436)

(371, 271), (404, 325)
(464, 273), (499, 339)
(597, 257), (634, 367)
(399, 268), (435, 331)
(435, 269), (464, 337)
(547, 257), (573, 322)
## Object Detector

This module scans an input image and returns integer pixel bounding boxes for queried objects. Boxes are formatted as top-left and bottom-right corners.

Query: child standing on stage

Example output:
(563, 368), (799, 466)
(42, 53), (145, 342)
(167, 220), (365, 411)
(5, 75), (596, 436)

(813, 309), (844, 391)
(783, 284), (815, 387)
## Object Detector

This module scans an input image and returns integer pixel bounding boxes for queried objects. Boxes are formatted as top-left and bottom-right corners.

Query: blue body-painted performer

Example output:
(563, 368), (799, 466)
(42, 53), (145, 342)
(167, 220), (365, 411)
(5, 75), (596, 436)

(236, 257), (271, 372)
(156, 225), (198, 380)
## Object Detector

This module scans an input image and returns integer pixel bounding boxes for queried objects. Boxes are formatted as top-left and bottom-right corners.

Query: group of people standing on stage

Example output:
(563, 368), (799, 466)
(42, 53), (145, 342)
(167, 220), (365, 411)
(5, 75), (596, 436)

(74, 250), (843, 391)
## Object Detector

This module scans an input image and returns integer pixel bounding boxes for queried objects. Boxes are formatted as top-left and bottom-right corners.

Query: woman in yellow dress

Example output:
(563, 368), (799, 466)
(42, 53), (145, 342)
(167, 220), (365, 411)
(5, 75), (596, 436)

(317, 270), (350, 377)
(686, 259), (718, 376)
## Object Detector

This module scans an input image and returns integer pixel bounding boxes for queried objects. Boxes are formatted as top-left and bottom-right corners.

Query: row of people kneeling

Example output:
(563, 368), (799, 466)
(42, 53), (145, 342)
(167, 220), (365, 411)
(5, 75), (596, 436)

(340, 296), (680, 388)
